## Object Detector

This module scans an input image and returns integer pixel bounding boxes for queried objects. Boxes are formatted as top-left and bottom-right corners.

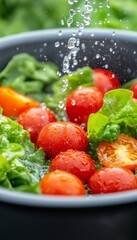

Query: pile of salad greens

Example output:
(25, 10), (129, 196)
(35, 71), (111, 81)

(0, 0), (137, 37)
(0, 54), (61, 193)
(0, 109), (46, 193)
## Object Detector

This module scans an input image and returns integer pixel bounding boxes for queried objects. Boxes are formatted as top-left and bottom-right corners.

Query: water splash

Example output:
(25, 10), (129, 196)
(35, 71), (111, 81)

(62, 0), (93, 74)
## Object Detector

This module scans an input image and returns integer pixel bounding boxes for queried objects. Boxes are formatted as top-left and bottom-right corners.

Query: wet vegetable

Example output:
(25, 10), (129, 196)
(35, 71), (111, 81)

(93, 69), (121, 93)
(97, 134), (137, 170)
(0, 86), (40, 117)
(36, 121), (88, 159)
(49, 149), (96, 183)
(40, 170), (86, 196)
(88, 167), (137, 194)
(18, 107), (57, 144)
(0, 53), (59, 102)
(88, 89), (137, 149)
(45, 66), (94, 114)
(66, 87), (104, 128)
(0, 109), (46, 192)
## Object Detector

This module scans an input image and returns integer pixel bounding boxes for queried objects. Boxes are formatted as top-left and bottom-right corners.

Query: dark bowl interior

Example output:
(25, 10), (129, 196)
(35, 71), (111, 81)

(0, 29), (137, 240)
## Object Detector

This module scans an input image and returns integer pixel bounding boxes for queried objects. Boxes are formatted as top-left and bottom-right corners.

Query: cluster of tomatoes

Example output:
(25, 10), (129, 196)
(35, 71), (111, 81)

(1, 68), (137, 196)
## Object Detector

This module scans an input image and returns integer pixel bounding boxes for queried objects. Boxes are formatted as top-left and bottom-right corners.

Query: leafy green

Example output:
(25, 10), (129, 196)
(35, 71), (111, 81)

(0, 53), (59, 102)
(0, 0), (69, 36)
(76, 0), (137, 31)
(88, 89), (137, 150)
(45, 66), (93, 116)
(15, 182), (40, 194)
(0, 111), (46, 192)
(122, 78), (137, 89)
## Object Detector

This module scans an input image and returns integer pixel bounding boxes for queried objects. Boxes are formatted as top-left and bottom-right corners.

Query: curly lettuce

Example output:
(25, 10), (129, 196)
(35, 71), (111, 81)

(0, 109), (47, 193)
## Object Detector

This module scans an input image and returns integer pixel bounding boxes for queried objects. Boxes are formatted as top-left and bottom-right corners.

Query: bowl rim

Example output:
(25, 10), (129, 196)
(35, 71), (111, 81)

(0, 28), (137, 47)
(0, 28), (137, 208)
(1, 187), (137, 208)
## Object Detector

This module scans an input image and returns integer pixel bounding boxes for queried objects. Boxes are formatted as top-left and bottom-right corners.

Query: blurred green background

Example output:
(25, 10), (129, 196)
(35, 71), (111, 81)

(0, 0), (137, 37)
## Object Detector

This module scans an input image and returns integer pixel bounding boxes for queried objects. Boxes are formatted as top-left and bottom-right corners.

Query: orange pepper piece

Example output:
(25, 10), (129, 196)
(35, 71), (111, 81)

(0, 86), (40, 117)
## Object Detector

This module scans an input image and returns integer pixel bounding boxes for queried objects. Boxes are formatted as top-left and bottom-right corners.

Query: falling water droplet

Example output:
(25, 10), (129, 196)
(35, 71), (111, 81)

(60, 19), (64, 26)
(68, 38), (77, 49)
(83, 56), (87, 61)
(40, 103), (47, 109)
(71, 99), (76, 105)
(99, 2), (102, 8)
(106, 1), (110, 8)
(112, 31), (115, 36)
(104, 64), (109, 69)
(70, 9), (76, 17)
(58, 30), (63, 36)
(96, 54), (101, 59)
(58, 101), (65, 109)
(68, 0), (75, 5)
(63, 0), (93, 74)
(55, 41), (60, 47)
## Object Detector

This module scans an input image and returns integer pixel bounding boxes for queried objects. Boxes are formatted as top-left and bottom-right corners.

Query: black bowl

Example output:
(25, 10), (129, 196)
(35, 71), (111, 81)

(0, 29), (137, 240)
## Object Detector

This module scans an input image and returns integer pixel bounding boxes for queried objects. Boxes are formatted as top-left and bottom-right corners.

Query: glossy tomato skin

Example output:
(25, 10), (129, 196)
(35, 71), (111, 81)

(50, 149), (96, 183)
(18, 107), (57, 144)
(66, 87), (104, 128)
(40, 170), (86, 196)
(88, 167), (137, 194)
(130, 82), (137, 98)
(93, 69), (121, 93)
(97, 134), (137, 170)
(36, 121), (88, 159)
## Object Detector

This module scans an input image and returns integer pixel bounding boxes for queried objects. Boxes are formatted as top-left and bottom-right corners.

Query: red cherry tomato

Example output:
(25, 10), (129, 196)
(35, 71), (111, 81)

(40, 170), (86, 196)
(36, 121), (88, 159)
(130, 82), (137, 98)
(88, 167), (137, 194)
(50, 149), (96, 183)
(66, 87), (104, 128)
(18, 107), (57, 144)
(97, 134), (137, 171)
(93, 69), (121, 93)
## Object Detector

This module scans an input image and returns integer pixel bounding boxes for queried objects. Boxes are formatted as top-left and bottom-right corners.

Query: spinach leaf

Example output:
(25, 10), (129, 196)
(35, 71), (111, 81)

(0, 53), (59, 102)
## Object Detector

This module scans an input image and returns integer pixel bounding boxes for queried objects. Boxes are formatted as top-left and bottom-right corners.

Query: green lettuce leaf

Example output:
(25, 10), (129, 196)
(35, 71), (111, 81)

(88, 89), (137, 148)
(15, 182), (40, 194)
(0, 112), (46, 192)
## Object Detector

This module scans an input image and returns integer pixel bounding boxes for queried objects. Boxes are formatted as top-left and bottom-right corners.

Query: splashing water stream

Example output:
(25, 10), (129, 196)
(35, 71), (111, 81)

(62, 0), (111, 74)
(62, 0), (93, 74)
